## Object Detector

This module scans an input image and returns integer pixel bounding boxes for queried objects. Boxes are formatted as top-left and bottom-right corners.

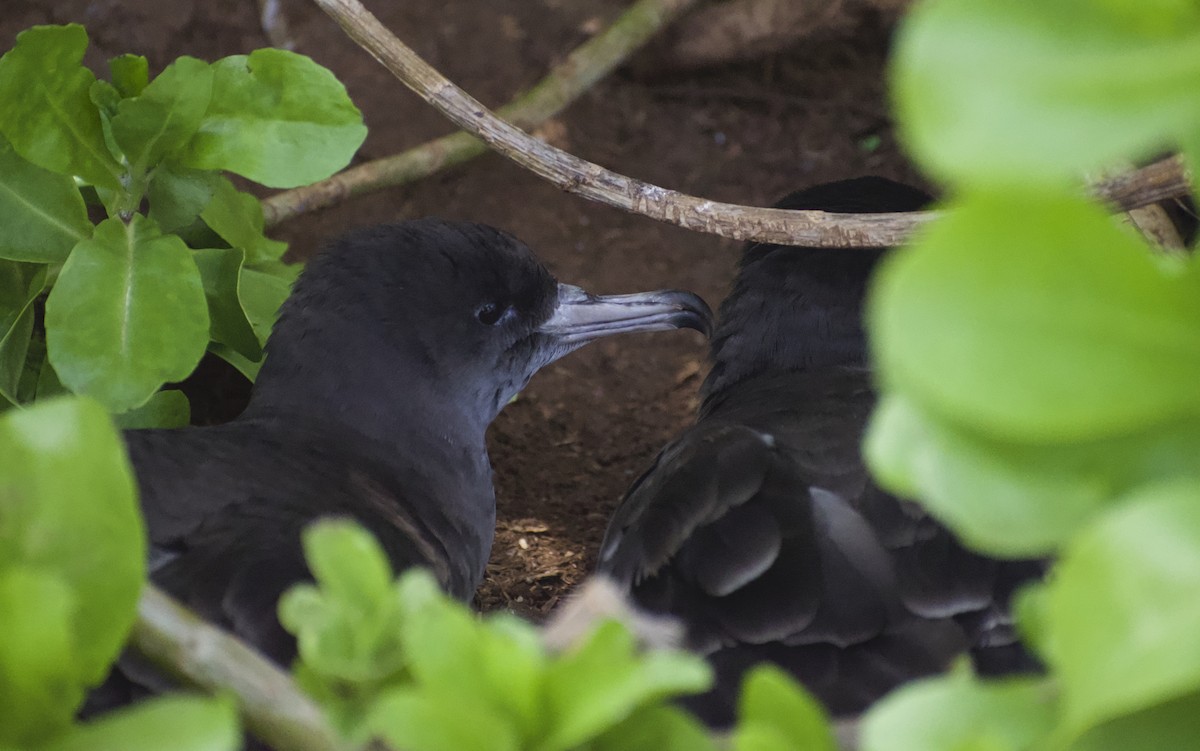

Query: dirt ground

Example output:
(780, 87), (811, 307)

(2, 0), (927, 619)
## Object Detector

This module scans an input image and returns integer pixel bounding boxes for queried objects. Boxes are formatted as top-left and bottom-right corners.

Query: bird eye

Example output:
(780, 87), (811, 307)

(475, 302), (512, 326)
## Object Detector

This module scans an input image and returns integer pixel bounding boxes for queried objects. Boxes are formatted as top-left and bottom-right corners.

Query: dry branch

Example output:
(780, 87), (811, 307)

(131, 585), (353, 751)
(307, 0), (1193, 248)
(262, 0), (701, 227)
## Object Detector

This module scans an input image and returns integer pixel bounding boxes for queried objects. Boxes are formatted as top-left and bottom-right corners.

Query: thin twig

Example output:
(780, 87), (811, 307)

(131, 585), (353, 751)
(262, 0), (701, 227)
(306, 0), (1193, 248)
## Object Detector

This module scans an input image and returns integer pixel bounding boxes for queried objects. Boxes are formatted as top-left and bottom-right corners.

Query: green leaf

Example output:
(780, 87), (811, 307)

(89, 80), (125, 164)
(109, 54), (149, 98)
(1044, 481), (1200, 738)
(474, 614), (549, 740)
(585, 705), (717, 751)
(113, 389), (190, 429)
(860, 668), (1057, 751)
(365, 688), (520, 751)
(1065, 692), (1200, 751)
(733, 665), (836, 751)
(208, 342), (261, 381)
(0, 397), (144, 687)
(178, 48), (367, 188)
(200, 176), (288, 267)
(0, 262), (46, 404)
(240, 266), (294, 347)
(0, 568), (79, 746)
(864, 393), (1200, 556)
(0, 138), (93, 263)
(146, 164), (218, 234)
(112, 57), (214, 176)
(891, 0), (1200, 187)
(0, 25), (122, 189)
(869, 190), (1200, 444)
(193, 247), (263, 361)
(45, 214), (209, 413)
(279, 521), (407, 688)
(42, 694), (239, 751)
(540, 620), (712, 751)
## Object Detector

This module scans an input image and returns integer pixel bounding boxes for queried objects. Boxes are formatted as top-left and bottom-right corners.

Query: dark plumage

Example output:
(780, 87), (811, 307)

(596, 177), (1042, 723)
(125, 219), (711, 662)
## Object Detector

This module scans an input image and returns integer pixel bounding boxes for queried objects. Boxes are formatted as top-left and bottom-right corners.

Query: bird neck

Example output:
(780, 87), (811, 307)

(700, 245), (881, 401)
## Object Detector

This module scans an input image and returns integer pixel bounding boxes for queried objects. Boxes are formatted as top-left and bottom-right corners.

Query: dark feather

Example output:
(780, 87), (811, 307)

(597, 177), (1043, 723)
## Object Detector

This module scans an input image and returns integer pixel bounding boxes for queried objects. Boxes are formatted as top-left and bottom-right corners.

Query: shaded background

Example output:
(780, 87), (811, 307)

(1, 0), (927, 616)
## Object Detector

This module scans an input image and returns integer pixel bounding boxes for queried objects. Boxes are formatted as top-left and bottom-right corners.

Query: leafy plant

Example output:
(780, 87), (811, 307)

(0, 24), (367, 423)
(0, 397), (238, 749)
(861, 0), (1200, 748)
(279, 520), (837, 751)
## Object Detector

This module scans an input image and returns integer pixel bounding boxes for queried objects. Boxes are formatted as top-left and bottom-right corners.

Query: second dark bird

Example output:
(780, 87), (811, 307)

(596, 177), (1043, 723)
(126, 219), (711, 663)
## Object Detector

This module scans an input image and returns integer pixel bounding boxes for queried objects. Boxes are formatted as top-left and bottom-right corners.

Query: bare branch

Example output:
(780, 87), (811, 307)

(307, 0), (1193, 248)
(262, 0), (701, 227)
(1091, 154), (1193, 214)
(131, 585), (352, 751)
(307, 0), (931, 247)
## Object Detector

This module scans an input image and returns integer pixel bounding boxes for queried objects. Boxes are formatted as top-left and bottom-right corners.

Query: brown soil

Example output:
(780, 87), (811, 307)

(3, 0), (926, 620)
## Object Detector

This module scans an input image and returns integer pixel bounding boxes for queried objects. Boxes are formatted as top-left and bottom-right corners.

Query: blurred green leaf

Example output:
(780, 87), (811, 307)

(365, 688), (519, 751)
(861, 668), (1056, 751)
(113, 388), (190, 429)
(0, 25), (122, 189)
(0, 397), (144, 687)
(891, 0), (1200, 187)
(200, 177), (288, 267)
(865, 393), (1200, 556)
(473, 614), (548, 740)
(1066, 692), (1200, 751)
(585, 705), (717, 751)
(1044, 481), (1200, 738)
(540, 620), (711, 751)
(733, 665), (836, 751)
(179, 48), (367, 188)
(45, 214), (209, 413)
(146, 165), (218, 234)
(42, 694), (239, 751)
(0, 138), (93, 263)
(109, 54), (149, 98)
(112, 56), (214, 176)
(193, 247), (263, 361)
(0, 568), (79, 746)
(869, 190), (1200, 444)
(0, 262), (46, 405)
(279, 521), (407, 689)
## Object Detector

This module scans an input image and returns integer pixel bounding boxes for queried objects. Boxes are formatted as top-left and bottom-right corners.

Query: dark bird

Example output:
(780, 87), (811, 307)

(596, 177), (1042, 723)
(124, 219), (711, 662)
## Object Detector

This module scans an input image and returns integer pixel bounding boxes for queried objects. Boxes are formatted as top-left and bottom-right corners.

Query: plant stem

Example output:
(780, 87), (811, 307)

(262, 0), (701, 227)
(131, 585), (353, 751)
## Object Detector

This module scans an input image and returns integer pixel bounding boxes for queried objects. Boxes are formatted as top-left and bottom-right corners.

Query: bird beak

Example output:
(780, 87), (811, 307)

(537, 283), (713, 347)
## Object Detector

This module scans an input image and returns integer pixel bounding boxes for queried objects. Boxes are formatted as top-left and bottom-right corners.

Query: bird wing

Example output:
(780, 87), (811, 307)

(598, 368), (1037, 719)
(124, 421), (455, 662)
(597, 415), (901, 655)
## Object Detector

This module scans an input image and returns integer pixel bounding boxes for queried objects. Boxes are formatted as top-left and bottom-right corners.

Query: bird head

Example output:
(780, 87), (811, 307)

(251, 219), (712, 429)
